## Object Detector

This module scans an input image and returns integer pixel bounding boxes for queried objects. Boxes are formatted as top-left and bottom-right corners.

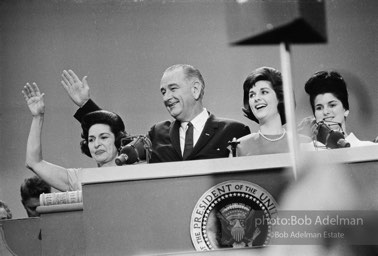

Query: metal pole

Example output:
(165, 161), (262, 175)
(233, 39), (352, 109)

(280, 41), (299, 180)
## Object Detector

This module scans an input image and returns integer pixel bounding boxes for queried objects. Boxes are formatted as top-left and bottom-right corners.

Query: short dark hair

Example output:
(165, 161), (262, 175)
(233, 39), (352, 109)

(242, 67), (286, 124)
(80, 110), (128, 158)
(305, 70), (349, 114)
(0, 200), (12, 219)
(20, 176), (51, 202)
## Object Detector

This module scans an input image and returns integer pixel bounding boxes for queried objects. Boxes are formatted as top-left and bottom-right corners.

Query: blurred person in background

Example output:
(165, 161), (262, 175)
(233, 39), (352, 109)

(0, 200), (12, 220)
(20, 175), (51, 217)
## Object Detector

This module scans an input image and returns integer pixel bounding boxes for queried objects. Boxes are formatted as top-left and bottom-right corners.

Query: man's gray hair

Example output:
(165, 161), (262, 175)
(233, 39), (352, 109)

(164, 64), (205, 98)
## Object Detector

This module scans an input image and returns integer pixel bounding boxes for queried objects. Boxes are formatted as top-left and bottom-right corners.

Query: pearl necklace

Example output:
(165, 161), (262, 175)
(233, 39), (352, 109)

(258, 128), (286, 142)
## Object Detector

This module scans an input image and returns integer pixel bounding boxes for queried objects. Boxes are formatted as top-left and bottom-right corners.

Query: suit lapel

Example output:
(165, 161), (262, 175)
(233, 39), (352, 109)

(189, 114), (218, 157)
(169, 120), (183, 159)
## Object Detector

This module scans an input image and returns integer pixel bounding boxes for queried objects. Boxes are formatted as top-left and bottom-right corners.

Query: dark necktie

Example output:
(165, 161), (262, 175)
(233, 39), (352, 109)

(183, 122), (194, 159)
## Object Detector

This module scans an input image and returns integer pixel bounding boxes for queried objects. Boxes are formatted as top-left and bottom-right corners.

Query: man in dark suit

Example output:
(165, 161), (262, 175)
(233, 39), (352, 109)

(61, 64), (250, 163)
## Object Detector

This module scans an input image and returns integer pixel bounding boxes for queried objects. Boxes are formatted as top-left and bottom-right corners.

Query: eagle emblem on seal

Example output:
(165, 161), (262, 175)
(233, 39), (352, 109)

(216, 203), (261, 248)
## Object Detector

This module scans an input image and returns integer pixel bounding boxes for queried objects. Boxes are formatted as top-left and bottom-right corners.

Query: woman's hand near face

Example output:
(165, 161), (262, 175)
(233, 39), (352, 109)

(22, 82), (45, 117)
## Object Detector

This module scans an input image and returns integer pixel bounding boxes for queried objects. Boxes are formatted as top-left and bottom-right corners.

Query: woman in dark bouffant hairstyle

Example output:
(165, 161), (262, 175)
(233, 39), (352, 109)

(242, 67), (286, 125)
(23, 82), (130, 191)
(235, 67), (310, 156)
(304, 70), (376, 147)
(80, 110), (128, 158)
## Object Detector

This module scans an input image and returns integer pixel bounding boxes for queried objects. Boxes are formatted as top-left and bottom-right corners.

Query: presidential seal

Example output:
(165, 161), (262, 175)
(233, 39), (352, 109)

(190, 180), (278, 251)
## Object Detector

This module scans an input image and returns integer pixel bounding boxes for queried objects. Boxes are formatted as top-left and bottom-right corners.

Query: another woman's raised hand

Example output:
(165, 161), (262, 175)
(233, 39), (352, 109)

(61, 70), (90, 107)
(22, 82), (45, 116)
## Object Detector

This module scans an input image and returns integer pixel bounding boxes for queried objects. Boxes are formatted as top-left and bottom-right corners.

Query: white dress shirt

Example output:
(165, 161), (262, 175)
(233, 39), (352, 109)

(180, 108), (209, 155)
